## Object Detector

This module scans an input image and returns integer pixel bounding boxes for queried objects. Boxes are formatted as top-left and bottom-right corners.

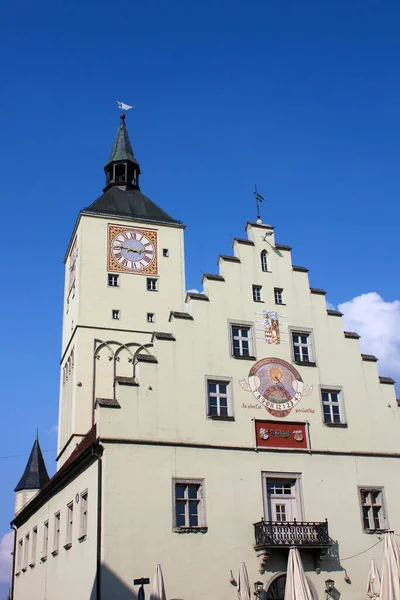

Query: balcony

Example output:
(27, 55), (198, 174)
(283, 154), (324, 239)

(254, 519), (331, 573)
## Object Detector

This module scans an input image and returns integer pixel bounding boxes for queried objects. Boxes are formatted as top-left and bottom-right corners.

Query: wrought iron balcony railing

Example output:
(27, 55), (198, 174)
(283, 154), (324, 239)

(254, 519), (331, 549)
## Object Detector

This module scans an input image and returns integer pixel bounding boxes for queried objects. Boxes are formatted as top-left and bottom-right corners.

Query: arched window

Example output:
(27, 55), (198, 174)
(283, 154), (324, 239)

(266, 574), (318, 600)
(261, 250), (268, 272)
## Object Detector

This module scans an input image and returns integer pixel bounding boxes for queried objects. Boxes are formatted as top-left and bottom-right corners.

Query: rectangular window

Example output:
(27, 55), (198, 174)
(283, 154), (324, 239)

(261, 251), (268, 272)
(207, 379), (232, 418)
(262, 473), (303, 522)
(163, 249), (169, 257)
(274, 288), (283, 304)
(252, 285), (262, 302)
(147, 313), (155, 323)
(108, 274), (119, 287)
(43, 521), (49, 559)
(112, 309), (120, 320)
(147, 278), (158, 291)
(23, 533), (29, 570)
(291, 331), (314, 363)
(53, 512), (60, 553)
(80, 492), (88, 539)
(30, 527), (37, 566)
(17, 539), (22, 573)
(359, 488), (388, 532)
(321, 389), (343, 424)
(66, 502), (73, 547)
(231, 324), (254, 358)
(173, 479), (206, 530)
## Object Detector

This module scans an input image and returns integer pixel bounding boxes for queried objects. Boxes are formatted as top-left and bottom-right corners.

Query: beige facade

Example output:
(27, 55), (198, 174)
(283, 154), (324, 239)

(11, 117), (400, 600)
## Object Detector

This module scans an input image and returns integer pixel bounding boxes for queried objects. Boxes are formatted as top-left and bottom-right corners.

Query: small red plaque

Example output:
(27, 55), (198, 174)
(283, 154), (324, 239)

(255, 420), (308, 449)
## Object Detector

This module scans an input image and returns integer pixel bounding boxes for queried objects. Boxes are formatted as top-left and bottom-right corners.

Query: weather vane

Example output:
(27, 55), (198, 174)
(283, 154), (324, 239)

(253, 184), (265, 222)
(116, 100), (135, 111)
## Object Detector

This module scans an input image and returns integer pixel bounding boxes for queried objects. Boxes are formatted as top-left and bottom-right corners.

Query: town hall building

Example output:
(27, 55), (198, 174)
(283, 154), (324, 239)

(10, 113), (400, 600)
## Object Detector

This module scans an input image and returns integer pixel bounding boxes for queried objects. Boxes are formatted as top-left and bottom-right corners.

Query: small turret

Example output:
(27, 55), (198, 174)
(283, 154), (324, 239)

(103, 113), (141, 192)
(14, 433), (50, 516)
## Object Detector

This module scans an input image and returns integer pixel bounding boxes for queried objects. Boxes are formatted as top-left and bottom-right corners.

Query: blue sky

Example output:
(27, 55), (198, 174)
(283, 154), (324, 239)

(0, 0), (400, 595)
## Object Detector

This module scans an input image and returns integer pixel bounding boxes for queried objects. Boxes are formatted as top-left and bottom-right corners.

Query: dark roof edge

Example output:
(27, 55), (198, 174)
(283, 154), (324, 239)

(275, 244), (292, 251)
(246, 221), (275, 230)
(327, 309), (344, 317)
(218, 255), (241, 263)
(186, 292), (210, 302)
(344, 331), (361, 339)
(361, 354), (379, 362)
(379, 376), (396, 385)
(201, 274), (225, 282)
(310, 288), (327, 296)
(292, 266), (309, 273)
(233, 238), (255, 247)
(81, 208), (184, 228)
(169, 311), (194, 321)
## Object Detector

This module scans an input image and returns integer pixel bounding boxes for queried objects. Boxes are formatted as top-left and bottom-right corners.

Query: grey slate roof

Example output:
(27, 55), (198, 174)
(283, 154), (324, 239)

(105, 114), (138, 167)
(15, 439), (50, 492)
(83, 186), (181, 225)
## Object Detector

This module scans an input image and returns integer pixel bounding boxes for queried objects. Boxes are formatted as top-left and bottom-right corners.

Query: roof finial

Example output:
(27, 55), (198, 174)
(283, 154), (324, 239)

(36, 428), (39, 441)
(254, 185), (265, 224)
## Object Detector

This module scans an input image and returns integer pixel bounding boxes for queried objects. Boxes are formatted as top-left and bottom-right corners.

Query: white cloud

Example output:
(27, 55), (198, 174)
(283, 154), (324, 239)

(186, 288), (200, 294)
(326, 300), (336, 310)
(49, 424), (58, 435)
(339, 292), (400, 381)
(0, 532), (13, 584)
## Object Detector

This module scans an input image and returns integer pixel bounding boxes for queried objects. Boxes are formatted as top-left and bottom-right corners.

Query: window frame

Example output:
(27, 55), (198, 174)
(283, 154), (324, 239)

(22, 533), (29, 571)
(261, 472), (305, 522)
(289, 327), (316, 365)
(205, 376), (234, 420)
(358, 487), (389, 533)
(79, 491), (88, 541)
(320, 386), (346, 426)
(30, 527), (37, 567)
(252, 285), (263, 302)
(52, 512), (60, 555)
(146, 278), (158, 292)
(172, 478), (207, 533)
(16, 538), (23, 573)
(108, 273), (120, 287)
(260, 250), (268, 272)
(274, 288), (284, 305)
(42, 520), (49, 562)
(229, 321), (256, 360)
(65, 502), (73, 548)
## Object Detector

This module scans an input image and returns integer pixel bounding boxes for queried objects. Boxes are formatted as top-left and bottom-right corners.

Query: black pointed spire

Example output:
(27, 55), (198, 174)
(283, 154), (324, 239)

(14, 437), (50, 492)
(104, 113), (141, 192)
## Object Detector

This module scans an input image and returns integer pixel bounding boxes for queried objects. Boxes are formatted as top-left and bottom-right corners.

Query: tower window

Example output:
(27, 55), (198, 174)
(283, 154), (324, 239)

(163, 249), (169, 257)
(252, 285), (262, 302)
(108, 274), (120, 287)
(274, 288), (283, 304)
(115, 163), (126, 183)
(261, 250), (268, 272)
(147, 313), (155, 323)
(112, 310), (120, 320)
(147, 278), (158, 291)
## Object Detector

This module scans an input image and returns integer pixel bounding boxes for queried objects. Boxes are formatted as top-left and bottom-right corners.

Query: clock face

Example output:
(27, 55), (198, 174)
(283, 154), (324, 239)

(108, 225), (158, 274)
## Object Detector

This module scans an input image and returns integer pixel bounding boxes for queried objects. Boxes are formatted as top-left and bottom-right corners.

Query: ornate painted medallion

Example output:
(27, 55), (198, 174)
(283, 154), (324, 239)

(108, 225), (158, 275)
(240, 357), (313, 417)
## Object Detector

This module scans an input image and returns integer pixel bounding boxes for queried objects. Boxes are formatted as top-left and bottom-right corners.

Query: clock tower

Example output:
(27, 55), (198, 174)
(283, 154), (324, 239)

(58, 114), (185, 465)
